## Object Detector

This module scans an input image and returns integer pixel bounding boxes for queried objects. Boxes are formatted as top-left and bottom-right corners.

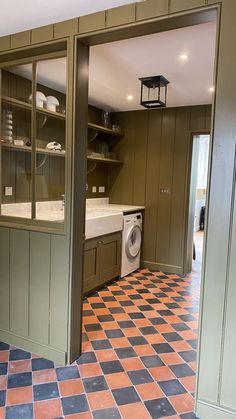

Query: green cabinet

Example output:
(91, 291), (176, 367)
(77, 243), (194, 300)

(84, 232), (121, 294)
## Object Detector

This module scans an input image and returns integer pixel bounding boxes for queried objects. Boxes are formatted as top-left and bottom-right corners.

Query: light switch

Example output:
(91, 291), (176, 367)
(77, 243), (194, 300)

(5, 186), (13, 196)
(160, 187), (171, 195)
(99, 186), (105, 193)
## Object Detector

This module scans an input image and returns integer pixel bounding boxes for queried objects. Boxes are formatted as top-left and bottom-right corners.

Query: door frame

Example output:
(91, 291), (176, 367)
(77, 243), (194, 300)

(71, 4), (220, 362)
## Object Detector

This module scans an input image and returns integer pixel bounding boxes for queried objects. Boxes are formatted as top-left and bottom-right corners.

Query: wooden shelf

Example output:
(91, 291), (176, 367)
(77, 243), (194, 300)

(2, 96), (66, 120)
(1, 142), (65, 157)
(88, 122), (123, 137)
(87, 155), (123, 164)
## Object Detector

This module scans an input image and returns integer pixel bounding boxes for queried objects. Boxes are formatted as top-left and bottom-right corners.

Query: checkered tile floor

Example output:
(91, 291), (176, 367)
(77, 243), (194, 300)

(0, 268), (200, 418)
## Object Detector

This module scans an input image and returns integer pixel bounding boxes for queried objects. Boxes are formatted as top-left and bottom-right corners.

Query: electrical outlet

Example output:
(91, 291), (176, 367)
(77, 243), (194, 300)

(5, 186), (13, 196)
(92, 186), (97, 193)
(99, 186), (105, 193)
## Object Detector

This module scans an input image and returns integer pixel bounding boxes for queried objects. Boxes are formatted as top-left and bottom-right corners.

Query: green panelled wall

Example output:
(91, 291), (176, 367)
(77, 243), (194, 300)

(0, 227), (69, 364)
(109, 105), (211, 274)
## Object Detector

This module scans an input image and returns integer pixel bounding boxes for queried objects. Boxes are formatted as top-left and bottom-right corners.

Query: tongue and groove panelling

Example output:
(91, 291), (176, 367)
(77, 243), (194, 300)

(109, 105), (211, 274)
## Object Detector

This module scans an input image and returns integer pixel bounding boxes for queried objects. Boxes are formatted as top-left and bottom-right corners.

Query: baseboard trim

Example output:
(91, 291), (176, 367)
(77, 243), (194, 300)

(141, 260), (184, 275)
(196, 400), (236, 419)
(0, 328), (67, 365)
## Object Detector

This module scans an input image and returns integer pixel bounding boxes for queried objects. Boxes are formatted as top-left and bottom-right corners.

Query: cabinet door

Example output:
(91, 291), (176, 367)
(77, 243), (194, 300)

(84, 238), (100, 294)
(99, 232), (121, 283)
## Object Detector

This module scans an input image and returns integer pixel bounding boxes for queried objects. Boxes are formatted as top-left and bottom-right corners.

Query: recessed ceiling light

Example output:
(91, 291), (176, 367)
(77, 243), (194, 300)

(209, 86), (215, 92)
(127, 95), (133, 101)
(180, 54), (189, 61)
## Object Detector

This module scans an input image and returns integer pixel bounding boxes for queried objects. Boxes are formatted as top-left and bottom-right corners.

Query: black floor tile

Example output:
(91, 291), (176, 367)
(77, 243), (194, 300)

(180, 413), (199, 419)
(159, 379), (187, 396)
(145, 298), (161, 305)
(179, 314), (196, 322)
(85, 324), (102, 332)
(157, 310), (174, 316)
(9, 349), (31, 361)
(91, 303), (106, 309)
(128, 336), (148, 346)
(118, 321), (135, 329)
(129, 312), (145, 319)
(145, 397), (177, 418)
(188, 339), (198, 350)
(8, 372), (32, 388)
(139, 305), (154, 311)
(102, 296), (116, 302)
(179, 350), (196, 363)
(77, 351), (97, 365)
(109, 307), (125, 314)
(128, 369), (154, 385)
(93, 407), (122, 419)
(139, 326), (157, 335)
(129, 294), (143, 300)
(112, 386), (140, 405)
(56, 366), (80, 381)
(162, 332), (183, 342)
(115, 347), (137, 359)
(97, 315), (114, 322)
(150, 317), (167, 325)
(0, 362), (8, 376)
(83, 375), (108, 393)
(62, 394), (89, 415)
(100, 360), (124, 375)
(165, 303), (180, 309)
(120, 300), (134, 307)
(170, 363), (195, 378)
(32, 358), (54, 371)
(0, 390), (6, 407)
(105, 329), (124, 339)
(6, 403), (33, 419)
(0, 342), (9, 351)
(91, 340), (112, 350)
(152, 343), (174, 354)
(141, 355), (164, 368)
(33, 382), (59, 401)
(172, 323), (191, 332)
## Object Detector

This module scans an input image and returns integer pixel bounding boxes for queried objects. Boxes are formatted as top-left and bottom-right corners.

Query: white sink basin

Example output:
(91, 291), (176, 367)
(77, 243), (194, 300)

(85, 208), (123, 239)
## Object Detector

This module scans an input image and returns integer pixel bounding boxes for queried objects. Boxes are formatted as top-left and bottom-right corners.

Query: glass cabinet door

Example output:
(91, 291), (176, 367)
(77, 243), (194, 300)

(0, 63), (32, 219)
(35, 57), (67, 223)
(0, 54), (67, 227)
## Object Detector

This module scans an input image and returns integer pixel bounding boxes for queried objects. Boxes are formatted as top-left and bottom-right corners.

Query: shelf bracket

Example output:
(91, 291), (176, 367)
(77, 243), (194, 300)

(87, 161), (97, 174)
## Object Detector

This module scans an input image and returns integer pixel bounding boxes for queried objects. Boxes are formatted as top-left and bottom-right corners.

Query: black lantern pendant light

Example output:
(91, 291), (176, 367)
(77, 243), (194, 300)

(139, 75), (169, 108)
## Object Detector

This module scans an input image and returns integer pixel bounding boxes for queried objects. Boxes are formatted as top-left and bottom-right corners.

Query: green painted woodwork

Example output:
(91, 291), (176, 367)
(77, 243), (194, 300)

(136, 0), (168, 21)
(0, 227), (10, 330)
(84, 232), (121, 294)
(10, 229), (30, 336)
(29, 233), (50, 344)
(109, 105), (211, 274)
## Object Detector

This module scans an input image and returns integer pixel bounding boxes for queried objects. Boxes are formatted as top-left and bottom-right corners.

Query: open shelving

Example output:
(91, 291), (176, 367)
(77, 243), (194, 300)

(2, 96), (66, 120)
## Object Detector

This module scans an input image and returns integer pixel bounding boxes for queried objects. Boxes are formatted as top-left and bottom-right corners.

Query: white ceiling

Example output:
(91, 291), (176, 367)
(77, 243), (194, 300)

(0, 0), (137, 36)
(8, 21), (216, 112)
(89, 21), (216, 111)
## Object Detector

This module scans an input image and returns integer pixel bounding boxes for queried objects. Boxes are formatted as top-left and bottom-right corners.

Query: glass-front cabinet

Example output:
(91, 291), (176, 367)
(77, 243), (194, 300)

(0, 53), (67, 228)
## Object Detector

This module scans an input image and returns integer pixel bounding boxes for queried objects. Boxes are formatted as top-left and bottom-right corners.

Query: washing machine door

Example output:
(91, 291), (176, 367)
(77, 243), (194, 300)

(126, 225), (142, 259)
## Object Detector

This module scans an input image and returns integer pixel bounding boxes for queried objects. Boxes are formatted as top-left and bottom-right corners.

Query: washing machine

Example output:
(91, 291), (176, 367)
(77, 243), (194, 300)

(121, 212), (142, 278)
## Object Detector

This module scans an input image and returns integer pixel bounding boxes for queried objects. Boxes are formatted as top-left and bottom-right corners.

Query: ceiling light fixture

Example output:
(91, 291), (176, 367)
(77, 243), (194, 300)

(180, 54), (189, 61)
(127, 95), (133, 101)
(139, 75), (169, 108)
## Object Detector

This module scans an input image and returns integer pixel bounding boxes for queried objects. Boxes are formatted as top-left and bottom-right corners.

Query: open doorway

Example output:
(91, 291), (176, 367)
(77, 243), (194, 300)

(188, 133), (210, 280)
(192, 134), (210, 277)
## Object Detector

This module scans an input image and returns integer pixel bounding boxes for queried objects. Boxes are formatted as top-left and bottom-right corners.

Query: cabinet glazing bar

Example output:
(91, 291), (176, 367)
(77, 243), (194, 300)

(31, 61), (36, 220)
